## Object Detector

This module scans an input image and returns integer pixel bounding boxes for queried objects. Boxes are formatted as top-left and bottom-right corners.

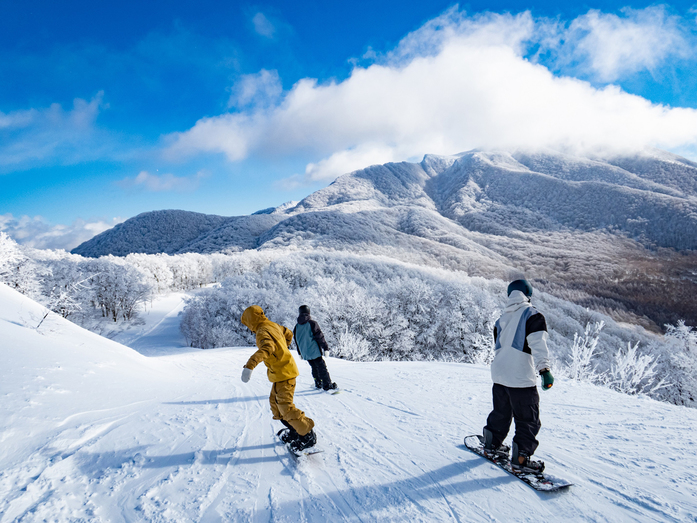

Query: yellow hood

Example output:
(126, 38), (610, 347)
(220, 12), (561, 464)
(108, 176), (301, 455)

(241, 305), (266, 333)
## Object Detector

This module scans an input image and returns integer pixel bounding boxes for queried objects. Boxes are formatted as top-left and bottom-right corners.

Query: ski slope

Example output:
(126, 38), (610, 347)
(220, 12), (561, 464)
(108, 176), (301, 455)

(2, 285), (696, 522)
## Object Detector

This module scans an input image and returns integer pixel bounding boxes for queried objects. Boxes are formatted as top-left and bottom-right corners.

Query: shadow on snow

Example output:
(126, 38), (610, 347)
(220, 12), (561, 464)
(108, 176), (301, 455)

(73, 442), (284, 474)
(163, 396), (268, 405)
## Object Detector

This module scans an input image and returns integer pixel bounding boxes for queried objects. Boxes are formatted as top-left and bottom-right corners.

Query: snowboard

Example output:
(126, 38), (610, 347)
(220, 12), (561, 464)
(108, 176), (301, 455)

(307, 387), (342, 395)
(276, 429), (324, 459)
(463, 435), (572, 492)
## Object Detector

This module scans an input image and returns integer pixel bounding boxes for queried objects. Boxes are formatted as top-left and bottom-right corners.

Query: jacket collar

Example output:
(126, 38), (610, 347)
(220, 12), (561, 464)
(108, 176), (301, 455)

(504, 290), (531, 313)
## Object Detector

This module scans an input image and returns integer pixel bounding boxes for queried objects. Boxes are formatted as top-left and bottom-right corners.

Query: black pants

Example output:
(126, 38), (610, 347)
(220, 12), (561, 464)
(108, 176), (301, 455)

(484, 384), (541, 456)
(308, 357), (332, 388)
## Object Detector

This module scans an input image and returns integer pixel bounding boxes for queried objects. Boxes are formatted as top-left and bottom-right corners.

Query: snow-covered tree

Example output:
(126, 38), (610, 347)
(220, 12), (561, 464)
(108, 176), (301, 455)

(663, 321), (697, 405)
(567, 321), (604, 382)
(605, 341), (668, 396)
(0, 232), (40, 297)
(84, 258), (151, 321)
(41, 260), (89, 319)
(126, 253), (174, 294)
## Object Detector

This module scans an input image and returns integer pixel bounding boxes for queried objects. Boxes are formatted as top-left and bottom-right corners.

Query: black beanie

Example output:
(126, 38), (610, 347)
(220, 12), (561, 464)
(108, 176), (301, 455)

(299, 305), (311, 314)
(507, 279), (533, 297)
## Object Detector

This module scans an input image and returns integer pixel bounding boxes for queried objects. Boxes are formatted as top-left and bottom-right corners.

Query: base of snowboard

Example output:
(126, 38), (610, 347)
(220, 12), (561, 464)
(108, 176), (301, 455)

(464, 435), (572, 492)
(308, 387), (342, 395)
(289, 446), (324, 459)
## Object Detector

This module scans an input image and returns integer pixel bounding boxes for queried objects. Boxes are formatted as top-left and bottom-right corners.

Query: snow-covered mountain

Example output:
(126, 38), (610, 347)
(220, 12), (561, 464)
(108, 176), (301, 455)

(2, 284), (696, 521)
(71, 209), (284, 256)
(74, 148), (697, 257)
(72, 148), (697, 330)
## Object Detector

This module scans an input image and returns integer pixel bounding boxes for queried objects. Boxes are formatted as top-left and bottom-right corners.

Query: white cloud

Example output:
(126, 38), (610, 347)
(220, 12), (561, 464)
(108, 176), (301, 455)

(303, 143), (400, 183)
(558, 7), (691, 82)
(165, 8), (697, 186)
(117, 170), (207, 192)
(0, 109), (35, 129)
(0, 213), (123, 251)
(275, 144), (399, 190)
(252, 12), (276, 38)
(0, 92), (110, 171)
(227, 69), (283, 109)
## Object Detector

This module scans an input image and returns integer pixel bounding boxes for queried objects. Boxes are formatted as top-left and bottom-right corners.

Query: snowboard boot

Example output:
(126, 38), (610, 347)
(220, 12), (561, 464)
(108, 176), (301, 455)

(323, 382), (338, 391)
(289, 429), (317, 452)
(481, 428), (510, 459)
(314, 378), (322, 389)
(277, 428), (299, 444)
(511, 441), (544, 474)
(277, 420), (299, 443)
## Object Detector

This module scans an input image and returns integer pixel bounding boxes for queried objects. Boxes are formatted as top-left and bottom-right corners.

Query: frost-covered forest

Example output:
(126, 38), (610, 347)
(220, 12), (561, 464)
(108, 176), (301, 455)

(3, 231), (695, 407)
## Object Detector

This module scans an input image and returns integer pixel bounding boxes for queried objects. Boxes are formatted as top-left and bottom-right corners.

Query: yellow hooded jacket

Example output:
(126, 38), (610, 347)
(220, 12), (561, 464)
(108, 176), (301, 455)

(241, 305), (299, 383)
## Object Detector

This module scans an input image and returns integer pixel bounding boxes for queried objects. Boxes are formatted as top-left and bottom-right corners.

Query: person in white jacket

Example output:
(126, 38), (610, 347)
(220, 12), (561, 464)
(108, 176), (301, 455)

(482, 279), (554, 474)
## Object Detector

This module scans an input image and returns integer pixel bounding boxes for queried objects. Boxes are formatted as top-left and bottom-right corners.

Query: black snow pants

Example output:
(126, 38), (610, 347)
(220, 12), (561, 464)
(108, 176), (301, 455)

(484, 384), (541, 456)
(308, 357), (332, 389)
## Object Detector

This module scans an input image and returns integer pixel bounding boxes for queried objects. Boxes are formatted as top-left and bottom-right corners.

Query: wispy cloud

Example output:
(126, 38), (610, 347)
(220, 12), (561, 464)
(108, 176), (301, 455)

(0, 26), (241, 172)
(0, 213), (123, 251)
(165, 7), (697, 186)
(275, 143), (398, 190)
(227, 69), (283, 109)
(117, 170), (207, 192)
(252, 12), (276, 38)
(0, 92), (111, 171)
(554, 7), (692, 82)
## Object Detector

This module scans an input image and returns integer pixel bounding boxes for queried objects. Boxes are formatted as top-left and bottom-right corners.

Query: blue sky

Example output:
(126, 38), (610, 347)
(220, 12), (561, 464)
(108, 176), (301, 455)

(2, 1), (697, 250)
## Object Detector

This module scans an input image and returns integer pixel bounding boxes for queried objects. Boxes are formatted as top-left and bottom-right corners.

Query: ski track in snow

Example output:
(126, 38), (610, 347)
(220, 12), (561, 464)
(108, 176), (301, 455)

(2, 289), (697, 522)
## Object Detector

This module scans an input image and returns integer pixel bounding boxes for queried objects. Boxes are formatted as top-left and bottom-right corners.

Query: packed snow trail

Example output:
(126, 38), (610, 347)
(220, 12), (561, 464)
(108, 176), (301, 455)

(2, 287), (697, 522)
(109, 292), (190, 356)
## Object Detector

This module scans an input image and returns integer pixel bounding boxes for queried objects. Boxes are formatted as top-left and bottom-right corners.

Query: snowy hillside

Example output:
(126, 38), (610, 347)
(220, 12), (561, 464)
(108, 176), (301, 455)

(71, 210), (284, 256)
(2, 285), (697, 522)
(70, 147), (697, 330)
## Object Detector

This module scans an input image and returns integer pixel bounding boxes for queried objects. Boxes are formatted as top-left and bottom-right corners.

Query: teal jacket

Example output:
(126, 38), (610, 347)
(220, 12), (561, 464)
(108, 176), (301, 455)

(293, 312), (329, 361)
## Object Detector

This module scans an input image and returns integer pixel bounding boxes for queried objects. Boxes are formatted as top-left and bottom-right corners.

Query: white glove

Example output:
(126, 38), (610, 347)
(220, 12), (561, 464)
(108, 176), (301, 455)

(241, 367), (252, 383)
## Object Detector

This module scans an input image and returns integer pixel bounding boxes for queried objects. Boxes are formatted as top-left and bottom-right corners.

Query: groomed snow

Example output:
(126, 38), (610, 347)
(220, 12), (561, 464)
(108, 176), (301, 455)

(2, 285), (696, 522)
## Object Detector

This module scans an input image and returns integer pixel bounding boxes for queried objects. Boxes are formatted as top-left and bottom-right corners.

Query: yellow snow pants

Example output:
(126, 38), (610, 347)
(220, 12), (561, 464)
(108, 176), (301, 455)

(269, 378), (314, 436)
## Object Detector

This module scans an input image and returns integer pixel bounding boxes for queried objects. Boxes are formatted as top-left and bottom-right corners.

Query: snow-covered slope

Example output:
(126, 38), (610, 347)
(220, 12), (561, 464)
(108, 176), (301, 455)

(71, 210), (284, 256)
(2, 285), (696, 522)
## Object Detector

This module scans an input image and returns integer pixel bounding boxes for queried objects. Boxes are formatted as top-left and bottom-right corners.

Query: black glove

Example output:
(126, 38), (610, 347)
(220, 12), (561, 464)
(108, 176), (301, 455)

(540, 369), (554, 390)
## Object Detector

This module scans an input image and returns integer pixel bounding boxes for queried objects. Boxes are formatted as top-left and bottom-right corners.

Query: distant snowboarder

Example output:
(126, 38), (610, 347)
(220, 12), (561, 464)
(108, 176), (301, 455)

(240, 305), (317, 452)
(293, 305), (338, 391)
(481, 279), (554, 474)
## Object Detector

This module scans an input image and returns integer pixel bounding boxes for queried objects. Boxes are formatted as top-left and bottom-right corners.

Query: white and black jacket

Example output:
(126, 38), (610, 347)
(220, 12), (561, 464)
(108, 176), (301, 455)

(490, 291), (551, 388)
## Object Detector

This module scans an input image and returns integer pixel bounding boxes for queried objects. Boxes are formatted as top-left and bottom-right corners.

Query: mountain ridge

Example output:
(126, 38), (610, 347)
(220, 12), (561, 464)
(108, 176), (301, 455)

(74, 148), (697, 257)
(72, 147), (697, 329)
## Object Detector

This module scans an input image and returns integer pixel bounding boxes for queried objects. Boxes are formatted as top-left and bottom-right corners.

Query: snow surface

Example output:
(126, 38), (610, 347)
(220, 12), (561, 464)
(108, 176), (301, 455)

(109, 292), (190, 357)
(2, 285), (697, 522)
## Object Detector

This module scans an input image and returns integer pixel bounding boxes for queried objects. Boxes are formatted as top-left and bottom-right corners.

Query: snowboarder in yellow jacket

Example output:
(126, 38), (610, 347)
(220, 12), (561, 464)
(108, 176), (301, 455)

(240, 305), (316, 451)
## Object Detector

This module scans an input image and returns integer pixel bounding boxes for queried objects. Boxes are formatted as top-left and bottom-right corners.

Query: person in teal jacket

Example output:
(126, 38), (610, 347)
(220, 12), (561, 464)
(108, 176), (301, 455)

(293, 305), (338, 391)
